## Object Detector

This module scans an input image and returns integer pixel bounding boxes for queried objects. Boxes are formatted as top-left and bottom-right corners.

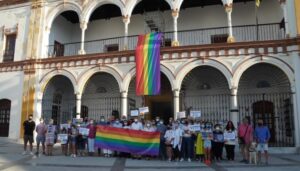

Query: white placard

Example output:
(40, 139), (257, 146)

(139, 107), (149, 114)
(177, 111), (186, 119)
(57, 134), (68, 141)
(189, 124), (201, 132)
(60, 124), (70, 130)
(78, 127), (89, 136)
(130, 110), (139, 116)
(190, 111), (201, 118)
(224, 132), (236, 140)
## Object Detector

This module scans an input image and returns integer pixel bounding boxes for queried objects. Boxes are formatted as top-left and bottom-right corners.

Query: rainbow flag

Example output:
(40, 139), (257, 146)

(95, 126), (160, 156)
(135, 33), (162, 96)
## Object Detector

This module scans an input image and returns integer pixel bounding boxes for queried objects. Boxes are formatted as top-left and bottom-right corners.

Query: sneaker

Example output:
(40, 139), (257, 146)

(168, 158), (171, 162)
(22, 151), (27, 155)
(73, 154), (76, 158)
(30, 152), (34, 155)
(180, 158), (184, 162)
(188, 158), (191, 162)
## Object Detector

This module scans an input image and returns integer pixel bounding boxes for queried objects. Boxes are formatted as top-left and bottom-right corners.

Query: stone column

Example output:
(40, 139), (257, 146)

(224, 3), (235, 43)
(76, 93), (81, 119)
(173, 89), (180, 119)
(121, 91), (128, 117)
(43, 26), (51, 58)
(230, 87), (238, 127)
(291, 85), (300, 147)
(123, 16), (130, 50)
(279, 0), (290, 37)
(78, 21), (87, 55)
(172, 9), (180, 47)
(34, 91), (43, 123)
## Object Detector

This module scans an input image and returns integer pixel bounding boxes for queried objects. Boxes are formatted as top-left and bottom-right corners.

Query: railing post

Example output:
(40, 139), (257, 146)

(279, 0), (290, 37)
(222, 0), (235, 43)
(78, 21), (87, 55)
(172, 9), (180, 47)
(123, 15), (130, 50)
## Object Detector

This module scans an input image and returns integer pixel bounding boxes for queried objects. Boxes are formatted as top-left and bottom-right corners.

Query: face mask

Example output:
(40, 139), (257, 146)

(159, 121), (163, 124)
(116, 120), (119, 123)
(29, 117), (33, 120)
(156, 118), (159, 121)
(101, 119), (105, 122)
(146, 124), (150, 127)
(134, 119), (138, 122)
(201, 125), (205, 128)
(215, 127), (220, 131)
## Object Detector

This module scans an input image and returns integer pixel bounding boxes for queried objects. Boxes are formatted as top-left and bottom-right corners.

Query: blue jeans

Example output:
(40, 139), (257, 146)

(181, 137), (194, 159)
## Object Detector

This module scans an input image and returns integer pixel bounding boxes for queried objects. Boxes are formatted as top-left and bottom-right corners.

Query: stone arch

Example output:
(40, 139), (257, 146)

(77, 66), (123, 96)
(176, 59), (233, 90)
(232, 56), (294, 90)
(122, 64), (176, 92)
(46, 2), (82, 29)
(125, 0), (172, 16)
(82, 0), (125, 22)
(39, 69), (77, 95)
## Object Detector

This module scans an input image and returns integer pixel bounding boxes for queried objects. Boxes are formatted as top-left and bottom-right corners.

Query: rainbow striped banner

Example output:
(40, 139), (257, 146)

(135, 33), (162, 95)
(95, 126), (160, 156)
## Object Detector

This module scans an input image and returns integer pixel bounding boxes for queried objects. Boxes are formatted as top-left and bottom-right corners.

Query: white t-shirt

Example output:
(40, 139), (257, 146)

(164, 130), (174, 144)
(172, 128), (183, 149)
(143, 127), (156, 132)
(131, 122), (143, 130)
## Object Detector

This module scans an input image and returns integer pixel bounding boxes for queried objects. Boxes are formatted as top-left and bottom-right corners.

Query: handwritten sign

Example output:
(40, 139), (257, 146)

(139, 107), (149, 114)
(177, 111), (186, 119)
(189, 124), (201, 132)
(78, 128), (89, 136)
(130, 110), (139, 116)
(224, 132), (236, 140)
(60, 124), (70, 130)
(57, 134), (68, 143)
(190, 111), (201, 118)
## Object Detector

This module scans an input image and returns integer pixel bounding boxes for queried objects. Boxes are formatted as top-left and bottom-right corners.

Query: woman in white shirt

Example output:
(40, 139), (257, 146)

(224, 121), (237, 160)
(172, 122), (183, 162)
(164, 126), (174, 161)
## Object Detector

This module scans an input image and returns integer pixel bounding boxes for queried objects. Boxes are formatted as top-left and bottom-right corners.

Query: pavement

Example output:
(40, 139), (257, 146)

(0, 138), (300, 171)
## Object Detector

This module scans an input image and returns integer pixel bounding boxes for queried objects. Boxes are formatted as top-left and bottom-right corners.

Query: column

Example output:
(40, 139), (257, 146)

(121, 91), (128, 117)
(76, 93), (81, 119)
(173, 89), (180, 119)
(43, 27), (51, 58)
(291, 85), (300, 147)
(225, 4), (235, 43)
(279, 0), (290, 37)
(230, 87), (238, 127)
(34, 91), (43, 123)
(78, 21), (87, 55)
(172, 9), (179, 47)
(123, 16), (130, 50)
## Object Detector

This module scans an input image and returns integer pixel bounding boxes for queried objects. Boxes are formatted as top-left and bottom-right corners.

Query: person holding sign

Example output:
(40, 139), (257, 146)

(212, 124), (224, 161)
(202, 122), (213, 165)
(45, 119), (57, 156)
(224, 121), (237, 160)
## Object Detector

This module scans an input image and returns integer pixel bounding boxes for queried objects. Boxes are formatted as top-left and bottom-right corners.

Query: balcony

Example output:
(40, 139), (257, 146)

(47, 23), (285, 58)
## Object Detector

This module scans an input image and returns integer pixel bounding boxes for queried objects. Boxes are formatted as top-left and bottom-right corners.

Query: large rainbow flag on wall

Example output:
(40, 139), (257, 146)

(135, 33), (162, 96)
(95, 126), (160, 156)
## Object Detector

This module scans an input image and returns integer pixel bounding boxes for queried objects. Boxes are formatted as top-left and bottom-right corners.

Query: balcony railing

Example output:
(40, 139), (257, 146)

(47, 23), (285, 58)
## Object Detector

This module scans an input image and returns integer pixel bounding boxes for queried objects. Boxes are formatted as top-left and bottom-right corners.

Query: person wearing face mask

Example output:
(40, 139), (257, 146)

(35, 118), (47, 156)
(113, 119), (123, 128)
(172, 123), (183, 162)
(23, 115), (36, 155)
(130, 117), (143, 130)
(157, 119), (167, 160)
(97, 116), (107, 156)
(212, 124), (224, 161)
(45, 119), (57, 156)
(224, 121), (236, 161)
(180, 119), (194, 162)
(203, 122), (213, 165)
(86, 119), (96, 156)
(143, 121), (155, 132)
(254, 119), (270, 165)
(195, 121), (205, 162)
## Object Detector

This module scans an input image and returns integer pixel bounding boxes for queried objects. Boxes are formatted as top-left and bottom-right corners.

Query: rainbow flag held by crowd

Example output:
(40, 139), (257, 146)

(95, 126), (160, 156)
(135, 33), (162, 96)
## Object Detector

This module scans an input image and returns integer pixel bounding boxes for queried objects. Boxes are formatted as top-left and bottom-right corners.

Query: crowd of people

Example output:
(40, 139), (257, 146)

(22, 114), (271, 165)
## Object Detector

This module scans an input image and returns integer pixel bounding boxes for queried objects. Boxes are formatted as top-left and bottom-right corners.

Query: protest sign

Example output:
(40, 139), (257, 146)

(177, 111), (186, 119)
(130, 110), (139, 116)
(224, 131), (236, 140)
(139, 107), (149, 114)
(190, 111), (201, 118)
(79, 127), (89, 136)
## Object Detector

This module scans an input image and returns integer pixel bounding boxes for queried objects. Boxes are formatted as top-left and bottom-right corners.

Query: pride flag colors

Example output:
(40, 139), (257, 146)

(135, 33), (162, 96)
(95, 126), (160, 156)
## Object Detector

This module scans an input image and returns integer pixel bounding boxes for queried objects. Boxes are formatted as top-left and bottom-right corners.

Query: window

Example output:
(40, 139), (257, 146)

(105, 44), (119, 52)
(211, 34), (228, 44)
(54, 41), (64, 57)
(3, 34), (16, 62)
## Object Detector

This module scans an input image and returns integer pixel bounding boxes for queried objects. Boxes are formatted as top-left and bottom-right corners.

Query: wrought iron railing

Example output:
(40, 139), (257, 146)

(47, 23), (284, 57)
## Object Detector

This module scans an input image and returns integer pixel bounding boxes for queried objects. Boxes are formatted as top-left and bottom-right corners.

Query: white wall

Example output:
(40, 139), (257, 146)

(0, 71), (24, 140)
(0, 4), (31, 62)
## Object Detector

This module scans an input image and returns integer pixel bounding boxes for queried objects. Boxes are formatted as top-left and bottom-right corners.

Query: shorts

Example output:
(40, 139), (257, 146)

(69, 136), (77, 144)
(204, 140), (211, 149)
(36, 135), (45, 144)
(257, 143), (268, 152)
(24, 135), (34, 144)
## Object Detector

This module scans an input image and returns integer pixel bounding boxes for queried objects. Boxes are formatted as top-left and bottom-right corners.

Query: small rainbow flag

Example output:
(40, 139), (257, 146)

(95, 126), (160, 156)
(135, 33), (162, 96)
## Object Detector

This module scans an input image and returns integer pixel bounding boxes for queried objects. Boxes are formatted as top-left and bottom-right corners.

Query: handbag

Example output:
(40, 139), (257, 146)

(238, 126), (249, 144)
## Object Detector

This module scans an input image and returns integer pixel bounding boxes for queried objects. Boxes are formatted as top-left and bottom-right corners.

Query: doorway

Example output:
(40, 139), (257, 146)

(0, 99), (11, 137)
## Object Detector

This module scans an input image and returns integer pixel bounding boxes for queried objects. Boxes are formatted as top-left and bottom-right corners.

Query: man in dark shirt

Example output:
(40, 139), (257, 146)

(23, 115), (36, 155)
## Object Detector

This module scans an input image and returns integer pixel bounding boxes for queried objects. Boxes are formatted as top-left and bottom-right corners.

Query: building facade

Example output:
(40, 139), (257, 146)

(0, 0), (300, 152)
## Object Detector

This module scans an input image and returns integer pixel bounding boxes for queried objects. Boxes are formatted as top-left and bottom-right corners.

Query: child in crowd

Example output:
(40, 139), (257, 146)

(77, 133), (86, 156)
(69, 124), (78, 157)
(203, 122), (213, 165)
